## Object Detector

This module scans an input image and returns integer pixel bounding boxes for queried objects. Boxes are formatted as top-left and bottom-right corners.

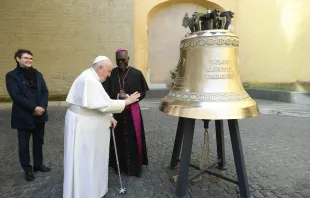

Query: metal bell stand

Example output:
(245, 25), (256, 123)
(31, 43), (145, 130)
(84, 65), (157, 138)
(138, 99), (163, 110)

(169, 117), (250, 198)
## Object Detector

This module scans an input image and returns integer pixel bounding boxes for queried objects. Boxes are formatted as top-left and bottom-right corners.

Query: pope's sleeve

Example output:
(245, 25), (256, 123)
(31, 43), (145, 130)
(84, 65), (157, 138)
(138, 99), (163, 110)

(97, 100), (125, 114)
(83, 79), (125, 114)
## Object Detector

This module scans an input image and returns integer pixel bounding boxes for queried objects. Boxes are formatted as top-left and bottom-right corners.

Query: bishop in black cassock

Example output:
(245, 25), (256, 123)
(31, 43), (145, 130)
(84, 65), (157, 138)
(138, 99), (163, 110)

(102, 48), (149, 177)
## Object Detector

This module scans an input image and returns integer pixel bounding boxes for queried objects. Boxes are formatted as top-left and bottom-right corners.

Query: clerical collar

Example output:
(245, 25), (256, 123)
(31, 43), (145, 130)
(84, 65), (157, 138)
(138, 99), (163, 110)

(119, 66), (130, 72)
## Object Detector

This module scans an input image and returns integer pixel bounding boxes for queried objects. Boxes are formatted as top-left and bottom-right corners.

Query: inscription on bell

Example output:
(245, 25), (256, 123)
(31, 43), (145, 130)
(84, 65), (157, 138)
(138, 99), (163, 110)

(209, 60), (230, 65)
(205, 74), (233, 79)
(205, 59), (234, 79)
(206, 67), (231, 72)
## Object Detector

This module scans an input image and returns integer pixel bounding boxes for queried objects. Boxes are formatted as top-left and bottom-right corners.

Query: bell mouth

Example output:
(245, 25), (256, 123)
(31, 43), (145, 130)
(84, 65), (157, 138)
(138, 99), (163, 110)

(159, 97), (259, 120)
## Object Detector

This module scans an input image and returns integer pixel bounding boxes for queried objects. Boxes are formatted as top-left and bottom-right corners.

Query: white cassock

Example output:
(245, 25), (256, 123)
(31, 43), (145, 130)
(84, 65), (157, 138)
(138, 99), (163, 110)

(63, 67), (125, 198)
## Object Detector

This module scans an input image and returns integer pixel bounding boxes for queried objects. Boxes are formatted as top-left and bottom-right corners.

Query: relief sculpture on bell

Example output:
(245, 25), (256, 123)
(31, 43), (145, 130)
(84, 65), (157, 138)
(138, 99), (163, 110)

(172, 57), (186, 89)
(159, 8), (259, 120)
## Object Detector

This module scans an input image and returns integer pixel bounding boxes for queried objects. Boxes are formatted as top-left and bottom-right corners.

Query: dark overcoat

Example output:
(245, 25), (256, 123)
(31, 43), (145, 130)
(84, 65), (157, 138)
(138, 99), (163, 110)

(5, 67), (48, 129)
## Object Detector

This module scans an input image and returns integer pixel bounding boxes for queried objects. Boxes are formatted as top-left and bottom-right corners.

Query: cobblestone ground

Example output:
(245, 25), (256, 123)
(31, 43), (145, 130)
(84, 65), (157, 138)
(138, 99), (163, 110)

(0, 101), (310, 198)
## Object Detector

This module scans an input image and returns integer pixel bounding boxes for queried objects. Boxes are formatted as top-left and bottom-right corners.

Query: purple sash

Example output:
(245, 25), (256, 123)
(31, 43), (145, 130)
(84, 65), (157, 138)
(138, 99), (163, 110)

(126, 103), (143, 165)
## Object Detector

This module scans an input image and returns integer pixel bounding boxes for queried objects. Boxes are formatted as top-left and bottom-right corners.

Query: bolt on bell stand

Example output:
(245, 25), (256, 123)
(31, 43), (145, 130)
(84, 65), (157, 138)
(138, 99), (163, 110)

(169, 117), (250, 198)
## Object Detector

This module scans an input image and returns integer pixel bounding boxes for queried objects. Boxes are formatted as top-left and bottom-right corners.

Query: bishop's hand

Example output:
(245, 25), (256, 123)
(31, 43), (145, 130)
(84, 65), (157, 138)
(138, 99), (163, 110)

(119, 90), (128, 99)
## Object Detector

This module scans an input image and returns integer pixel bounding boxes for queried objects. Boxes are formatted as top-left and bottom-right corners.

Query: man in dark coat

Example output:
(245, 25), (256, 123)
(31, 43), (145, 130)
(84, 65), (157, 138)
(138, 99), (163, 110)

(103, 48), (149, 177)
(5, 49), (51, 181)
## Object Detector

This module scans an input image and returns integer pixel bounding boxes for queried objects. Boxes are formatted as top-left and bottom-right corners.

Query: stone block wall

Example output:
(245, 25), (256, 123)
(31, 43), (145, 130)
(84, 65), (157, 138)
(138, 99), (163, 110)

(0, 0), (134, 98)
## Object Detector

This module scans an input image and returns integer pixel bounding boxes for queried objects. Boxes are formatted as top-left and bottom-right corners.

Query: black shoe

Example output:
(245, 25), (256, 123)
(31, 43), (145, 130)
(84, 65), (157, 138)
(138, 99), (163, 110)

(25, 172), (35, 181)
(33, 165), (51, 172)
(134, 172), (142, 178)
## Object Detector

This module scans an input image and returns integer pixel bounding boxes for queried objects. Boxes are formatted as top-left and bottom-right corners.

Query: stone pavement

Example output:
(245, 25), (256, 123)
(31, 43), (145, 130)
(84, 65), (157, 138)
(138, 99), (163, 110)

(0, 99), (310, 198)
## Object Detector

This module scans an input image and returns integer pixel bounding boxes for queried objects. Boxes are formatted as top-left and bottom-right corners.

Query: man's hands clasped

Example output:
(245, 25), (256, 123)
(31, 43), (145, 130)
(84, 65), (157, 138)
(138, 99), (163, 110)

(33, 106), (45, 116)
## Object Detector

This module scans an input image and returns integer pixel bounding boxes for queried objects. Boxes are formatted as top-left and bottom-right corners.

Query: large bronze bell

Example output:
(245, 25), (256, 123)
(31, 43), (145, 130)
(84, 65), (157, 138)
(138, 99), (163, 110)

(159, 29), (259, 120)
(163, 9), (257, 198)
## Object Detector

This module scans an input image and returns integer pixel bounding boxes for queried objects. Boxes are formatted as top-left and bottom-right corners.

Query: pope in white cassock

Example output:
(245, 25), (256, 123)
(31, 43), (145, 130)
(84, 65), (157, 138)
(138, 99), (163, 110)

(63, 56), (141, 198)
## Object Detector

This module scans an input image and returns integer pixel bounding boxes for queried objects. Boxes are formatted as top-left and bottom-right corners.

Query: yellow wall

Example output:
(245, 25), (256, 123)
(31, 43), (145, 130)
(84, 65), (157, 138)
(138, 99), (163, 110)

(135, 0), (310, 91)
(236, 0), (310, 84)
(0, 0), (134, 98)
(1, 0), (309, 98)
(148, 3), (221, 86)
(134, 0), (237, 78)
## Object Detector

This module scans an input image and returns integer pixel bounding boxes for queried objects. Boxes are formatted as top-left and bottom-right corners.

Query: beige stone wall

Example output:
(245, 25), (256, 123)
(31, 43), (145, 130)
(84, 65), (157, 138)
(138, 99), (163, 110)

(138, 0), (310, 92)
(0, 0), (134, 97)
(134, 0), (235, 79)
(236, 0), (310, 84)
(148, 3), (215, 86)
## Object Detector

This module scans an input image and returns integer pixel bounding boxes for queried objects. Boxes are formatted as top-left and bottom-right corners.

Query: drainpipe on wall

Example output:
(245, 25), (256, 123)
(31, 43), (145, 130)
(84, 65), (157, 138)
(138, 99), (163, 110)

(146, 67), (151, 86)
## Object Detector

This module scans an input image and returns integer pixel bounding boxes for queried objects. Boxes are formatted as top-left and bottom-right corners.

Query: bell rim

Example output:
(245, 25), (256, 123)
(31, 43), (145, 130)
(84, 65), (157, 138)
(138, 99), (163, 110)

(158, 99), (260, 120)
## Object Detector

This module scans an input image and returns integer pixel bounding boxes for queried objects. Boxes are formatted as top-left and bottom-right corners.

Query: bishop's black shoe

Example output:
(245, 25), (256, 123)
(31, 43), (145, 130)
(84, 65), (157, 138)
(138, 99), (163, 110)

(33, 165), (51, 172)
(134, 172), (142, 178)
(25, 171), (35, 181)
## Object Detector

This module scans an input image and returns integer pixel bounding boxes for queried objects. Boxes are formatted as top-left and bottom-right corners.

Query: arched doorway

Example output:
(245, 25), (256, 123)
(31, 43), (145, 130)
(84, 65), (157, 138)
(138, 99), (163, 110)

(147, 1), (224, 88)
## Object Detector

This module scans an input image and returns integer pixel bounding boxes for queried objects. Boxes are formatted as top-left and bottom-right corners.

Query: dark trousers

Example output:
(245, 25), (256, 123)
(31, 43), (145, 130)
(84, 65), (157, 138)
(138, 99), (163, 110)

(17, 123), (45, 172)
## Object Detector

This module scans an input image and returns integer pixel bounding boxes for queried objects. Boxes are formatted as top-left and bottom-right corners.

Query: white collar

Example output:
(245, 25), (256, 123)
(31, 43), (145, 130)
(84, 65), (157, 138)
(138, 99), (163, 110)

(90, 68), (100, 81)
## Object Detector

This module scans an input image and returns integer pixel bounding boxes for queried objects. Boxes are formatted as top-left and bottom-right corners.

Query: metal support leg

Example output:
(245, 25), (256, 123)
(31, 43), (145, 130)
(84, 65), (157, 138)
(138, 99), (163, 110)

(215, 120), (226, 170)
(175, 118), (196, 198)
(199, 120), (210, 170)
(228, 120), (250, 198)
(170, 117), (185, 169)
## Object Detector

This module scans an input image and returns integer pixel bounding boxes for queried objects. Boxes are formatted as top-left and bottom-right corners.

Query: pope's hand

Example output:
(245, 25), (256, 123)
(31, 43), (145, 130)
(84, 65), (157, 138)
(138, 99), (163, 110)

(125, 92), (140, 106)
(110, 117), (117, 129)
